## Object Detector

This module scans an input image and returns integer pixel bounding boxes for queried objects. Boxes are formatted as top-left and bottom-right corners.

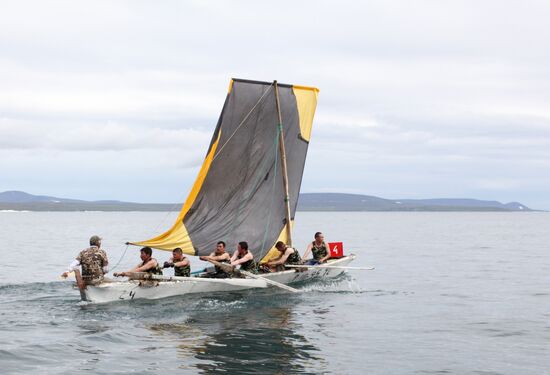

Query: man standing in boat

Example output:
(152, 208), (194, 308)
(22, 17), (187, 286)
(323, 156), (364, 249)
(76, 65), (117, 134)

(163, 248), (190, 277)
(230, 241), (258, 274)
(266, 241), (302, 272)
(114, 246), (163, 277)
(61, 235), (109, 288)
(303, 232), (331, 265)
(199, 241), (231, 278)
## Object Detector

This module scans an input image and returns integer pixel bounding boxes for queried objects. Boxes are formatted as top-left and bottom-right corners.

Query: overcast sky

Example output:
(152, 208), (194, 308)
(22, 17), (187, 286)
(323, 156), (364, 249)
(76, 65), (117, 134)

(1, 1), (549, 209)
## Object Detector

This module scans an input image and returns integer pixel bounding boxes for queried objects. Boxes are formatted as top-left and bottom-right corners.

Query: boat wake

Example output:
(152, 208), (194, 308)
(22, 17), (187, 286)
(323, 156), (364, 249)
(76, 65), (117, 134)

(297, 273), (367, 294)
(0, 281), (71, 303)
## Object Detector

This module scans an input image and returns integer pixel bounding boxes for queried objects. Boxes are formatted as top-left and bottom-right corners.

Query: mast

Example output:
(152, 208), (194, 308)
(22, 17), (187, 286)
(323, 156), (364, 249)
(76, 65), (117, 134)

(274, 80), (293, 246)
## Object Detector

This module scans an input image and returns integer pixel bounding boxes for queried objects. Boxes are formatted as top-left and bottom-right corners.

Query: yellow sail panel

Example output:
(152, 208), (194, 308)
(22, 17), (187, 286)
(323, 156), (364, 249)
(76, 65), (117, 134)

(132, 223), (194, 254)
(260, 221), (294, 263)
(293, 85), (319, 142)
(130, 131), (222, 253)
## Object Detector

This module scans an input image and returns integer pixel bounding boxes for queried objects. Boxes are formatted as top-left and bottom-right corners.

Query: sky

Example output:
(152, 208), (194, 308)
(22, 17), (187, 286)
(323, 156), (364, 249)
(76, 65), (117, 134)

(1, 1), (549, 209)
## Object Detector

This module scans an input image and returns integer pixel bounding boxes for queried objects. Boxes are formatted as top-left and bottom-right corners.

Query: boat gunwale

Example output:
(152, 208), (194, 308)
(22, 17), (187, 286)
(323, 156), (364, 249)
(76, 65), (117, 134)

(93, 254), (356, 287)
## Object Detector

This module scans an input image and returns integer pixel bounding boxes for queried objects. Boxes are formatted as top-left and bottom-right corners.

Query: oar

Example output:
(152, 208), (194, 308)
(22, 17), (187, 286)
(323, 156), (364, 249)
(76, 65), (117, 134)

(285, 265), (375, 270)
(207, 259), (300, 293)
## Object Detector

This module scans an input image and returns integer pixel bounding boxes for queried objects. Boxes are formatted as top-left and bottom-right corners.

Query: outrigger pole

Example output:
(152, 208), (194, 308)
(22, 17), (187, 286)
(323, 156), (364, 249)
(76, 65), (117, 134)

(274, 80), (293, 247)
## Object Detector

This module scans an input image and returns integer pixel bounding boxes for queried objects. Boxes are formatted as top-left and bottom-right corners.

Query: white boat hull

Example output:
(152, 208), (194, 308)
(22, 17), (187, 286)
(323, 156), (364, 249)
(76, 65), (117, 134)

(84, 255), (356, 303)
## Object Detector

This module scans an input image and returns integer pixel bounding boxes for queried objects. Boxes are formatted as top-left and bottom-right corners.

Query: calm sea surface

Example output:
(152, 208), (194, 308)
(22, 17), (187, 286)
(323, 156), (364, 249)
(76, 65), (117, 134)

(0, 211), (549, 374)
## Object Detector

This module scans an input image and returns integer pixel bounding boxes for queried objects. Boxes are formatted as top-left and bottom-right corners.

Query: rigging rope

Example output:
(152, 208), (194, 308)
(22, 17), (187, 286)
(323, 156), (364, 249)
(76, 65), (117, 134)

(226, 123), (282, 257)
(134, 81), (279, 256)
(260, 126), (281, 255)
(212, 82), (274, 161)
(150, 202), (181, 237)
(109, 244), (129, 273)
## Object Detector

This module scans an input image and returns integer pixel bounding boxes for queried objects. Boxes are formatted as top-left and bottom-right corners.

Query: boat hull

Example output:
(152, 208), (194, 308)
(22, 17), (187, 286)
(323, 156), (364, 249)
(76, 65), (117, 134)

(84, 255), (355, 303)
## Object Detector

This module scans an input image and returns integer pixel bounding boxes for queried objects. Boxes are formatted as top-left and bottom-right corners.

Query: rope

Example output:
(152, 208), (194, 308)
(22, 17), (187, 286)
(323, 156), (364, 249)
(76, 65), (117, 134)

(260, 126), (281, 254)
(212, 82), (274, 161)
(150, 201), (181, 237)
(227, 123), (282, 244)
(140, 83), (274, 244)
(109, 244), (129, 273)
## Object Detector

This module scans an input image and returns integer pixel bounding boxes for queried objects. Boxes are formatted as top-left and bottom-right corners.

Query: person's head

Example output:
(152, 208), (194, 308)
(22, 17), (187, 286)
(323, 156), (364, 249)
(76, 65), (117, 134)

(275, 241), (286, 252)
(140, 246), (153, 261)
(314, 232), (324, 242)
(238, 241), (248, 254)
(172, 247), (183, 261)
(89, 235), (101, 247)
(215, 241), (226, 254)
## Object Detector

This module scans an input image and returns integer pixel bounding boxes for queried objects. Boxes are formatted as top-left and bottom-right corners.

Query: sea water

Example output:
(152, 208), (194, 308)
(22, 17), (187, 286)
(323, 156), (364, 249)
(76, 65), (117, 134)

(0, 211), (548, 374)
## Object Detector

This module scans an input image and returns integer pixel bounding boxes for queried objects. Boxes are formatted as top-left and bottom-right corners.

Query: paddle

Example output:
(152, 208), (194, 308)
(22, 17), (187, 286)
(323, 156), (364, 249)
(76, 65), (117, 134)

(239, 270), (300, 293)
(285, 265), (375, 270)
(207, 259), (300, 293)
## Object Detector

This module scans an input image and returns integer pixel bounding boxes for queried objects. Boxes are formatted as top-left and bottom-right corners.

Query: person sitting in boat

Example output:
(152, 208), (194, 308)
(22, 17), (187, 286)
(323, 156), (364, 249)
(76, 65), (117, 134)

(266, 241), (302, 272)
(163, 247), (190, 277)
(199, 241), (232, 278)
(114, 246), (163, 277)
(303, 232), (331, 265)
(230, 241), (258, 274)
(61, 235), (109, 287)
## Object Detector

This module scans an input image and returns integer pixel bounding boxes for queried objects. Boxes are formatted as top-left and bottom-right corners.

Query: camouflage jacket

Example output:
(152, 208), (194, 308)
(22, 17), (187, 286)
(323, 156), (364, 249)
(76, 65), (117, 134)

(76, 246), (108, 284)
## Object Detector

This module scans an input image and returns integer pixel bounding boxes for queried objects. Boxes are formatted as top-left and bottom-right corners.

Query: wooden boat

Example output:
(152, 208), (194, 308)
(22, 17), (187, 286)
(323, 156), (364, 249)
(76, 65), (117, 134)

(84, 255), (356, 303)
(82, 78), (356, 303)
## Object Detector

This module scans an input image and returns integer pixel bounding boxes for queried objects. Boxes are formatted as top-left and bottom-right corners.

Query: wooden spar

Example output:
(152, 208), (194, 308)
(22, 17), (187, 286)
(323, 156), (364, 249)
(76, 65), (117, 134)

(285, 264), (375, 270)
(240, 270), (300, 293)
(207, 259), (300, 293)
(274, 80), (293, 247)
(206, 259), (235, 274)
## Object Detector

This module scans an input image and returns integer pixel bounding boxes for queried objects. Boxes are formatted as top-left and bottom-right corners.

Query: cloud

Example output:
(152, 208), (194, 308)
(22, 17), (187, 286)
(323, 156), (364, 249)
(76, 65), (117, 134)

(0, 118), (212, 152)
(1, 0), (549, 208)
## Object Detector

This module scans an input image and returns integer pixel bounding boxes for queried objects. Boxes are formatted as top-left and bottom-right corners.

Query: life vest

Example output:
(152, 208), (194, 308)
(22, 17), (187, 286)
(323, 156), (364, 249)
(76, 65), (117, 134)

(238, 251), (258, 274)
(141, 258), (163, 275)
(285, 247), (302, 265)
(311, 241), (328, 260)
(174, 262), (190, 277)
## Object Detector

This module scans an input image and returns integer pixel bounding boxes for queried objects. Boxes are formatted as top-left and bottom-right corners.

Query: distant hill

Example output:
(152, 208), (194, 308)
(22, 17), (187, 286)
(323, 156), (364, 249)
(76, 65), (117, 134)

(0, 191), (175, 211)
(0, 190), (534, 212)
(297, 193), (532, 211)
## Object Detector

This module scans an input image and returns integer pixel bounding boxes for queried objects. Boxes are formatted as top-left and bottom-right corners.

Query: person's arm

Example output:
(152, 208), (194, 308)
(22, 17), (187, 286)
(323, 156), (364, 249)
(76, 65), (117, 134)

(135, 259), (158, 272)
(319, 243), (331, 263)
(230, 251), (239, 263)
(199, 252), (215, 261)
(267, 252), (284, 266)
(269, 249), (291, 266)
(101, 250), (109, 274)
(174, 258), (189, 267)
(163, 257), (174, 268)
(114, 263), (140, 277)
(231, 252), (252, 266)
(303, 243), (313, 259)
(116, 260), (157, 276)
(210, 253), (230, 262)
(61, 258), (80, 278)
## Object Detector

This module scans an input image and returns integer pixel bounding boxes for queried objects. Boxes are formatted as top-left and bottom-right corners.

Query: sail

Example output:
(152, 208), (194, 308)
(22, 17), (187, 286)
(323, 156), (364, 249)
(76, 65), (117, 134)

(130, 78), (319, 261)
